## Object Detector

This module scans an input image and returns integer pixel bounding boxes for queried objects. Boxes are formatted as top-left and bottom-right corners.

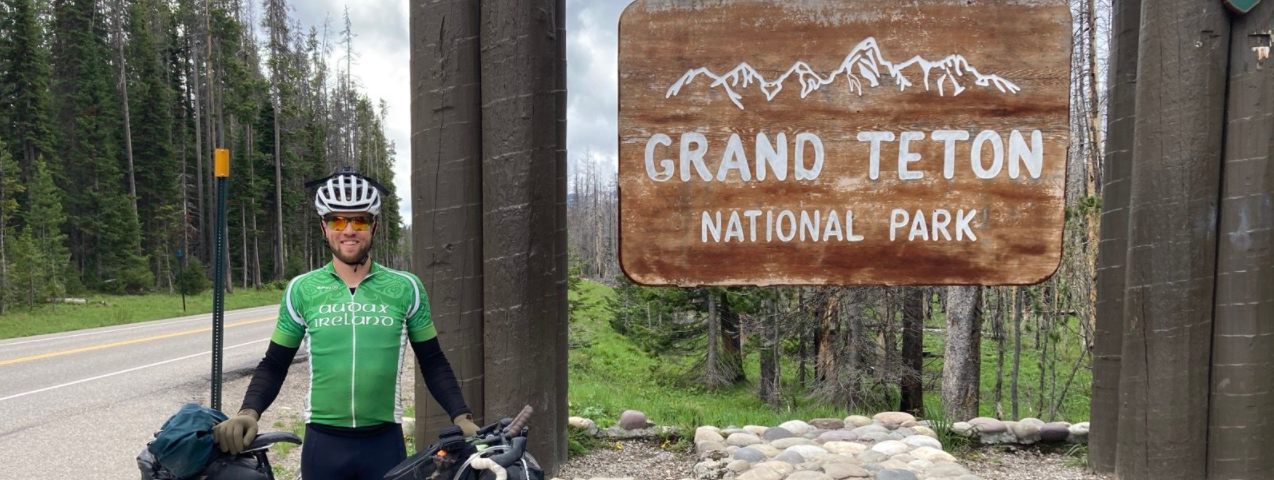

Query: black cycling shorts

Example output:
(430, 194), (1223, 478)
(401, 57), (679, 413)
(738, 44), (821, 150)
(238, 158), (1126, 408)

(300, 423), (407, 480)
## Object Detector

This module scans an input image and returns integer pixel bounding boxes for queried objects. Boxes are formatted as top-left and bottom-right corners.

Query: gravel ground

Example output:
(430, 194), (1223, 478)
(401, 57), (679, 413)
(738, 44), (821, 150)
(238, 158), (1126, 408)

(557, 440), (695, 480)
(964, 448), (1113, 480)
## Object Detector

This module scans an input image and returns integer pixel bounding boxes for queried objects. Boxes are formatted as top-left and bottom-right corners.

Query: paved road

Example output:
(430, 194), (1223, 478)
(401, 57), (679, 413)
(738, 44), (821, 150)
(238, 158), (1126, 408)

(0, 305), (295, 479)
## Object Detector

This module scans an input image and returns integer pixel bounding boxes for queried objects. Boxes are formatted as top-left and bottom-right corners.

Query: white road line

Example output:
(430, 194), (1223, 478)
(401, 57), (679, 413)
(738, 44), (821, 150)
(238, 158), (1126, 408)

(0, 305), (277, 349)
(0, 338), (270, 402)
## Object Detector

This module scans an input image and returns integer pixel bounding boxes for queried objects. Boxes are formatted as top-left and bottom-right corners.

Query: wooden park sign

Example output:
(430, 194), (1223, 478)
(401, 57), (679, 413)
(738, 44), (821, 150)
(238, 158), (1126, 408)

(617, 0), (1072, 286)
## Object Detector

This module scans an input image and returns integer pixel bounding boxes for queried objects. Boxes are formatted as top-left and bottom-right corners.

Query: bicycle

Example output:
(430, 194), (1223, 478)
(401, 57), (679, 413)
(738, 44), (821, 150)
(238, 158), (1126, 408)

(138, 431), (302, 480)
(383, 405), (544, 480)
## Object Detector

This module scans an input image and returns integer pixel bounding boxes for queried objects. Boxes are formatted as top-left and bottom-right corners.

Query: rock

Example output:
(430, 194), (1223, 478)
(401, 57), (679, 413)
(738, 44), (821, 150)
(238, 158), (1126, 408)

(772, 437), (816, 449)
(908, 446), (956, 463)
(844, 415), (874, 428)
(748, 445), (779, 458)
(893, 427), (916, 438)
(966, 417), (1007, 434)
(860, 463), (883, 474)
(779, 420), (817, 435)
(815, 453), (858, 465)
(568, 416), (598, 435)
(696, 428), (726, 445)
(744, 425), (769, 436)
(618, 410), (648, 430)
(1068, 422), (1090, 442)
(727, 460), (751, 473)
(875, 468), (919, 480)
(951, 422), (975, 437)
(869, 440), (909, 456)
(736, 467), (785, 480)
(587, 478), (634, 480)
(822, 463), (870, 479)
(907, 459), (934, 473)
(755, 461), (796, 476)
(762, 427), (796, 441)
(901, 435), (942, 450)
(890, 454), (916, 464)
(722, 427), (747, 435)
(727, 446), (740, 454)
(696, 441), (728, 455)
(699, 448), (730, 462)
(796, 462), (822, 471)
(1009, 421), (1041, 444)
(953, 476), (987, 480)
(911, 426), (937, 439)
(727, 432), (763, 447)
(859, 432), (892, 443)
(900, 420), (919, 428)
(810, 418), (846, 430)
(858, 450), (888, 464)
(878, 460), (910, 470)
(402, 417), (416, 435)
(817, 430), (858, 443)
(786, 471), (833, 480)
(872, 412), (916, 428)
(775, 450), (806, 464)
(849, 424), (888, 437)
(926, 463), (971, 478)
(1018, 417), (1045, 428)
(732, 447), (767, 463)
(803, 431), (821, 440)
(786, 445), (830, 460)
(823, 441), (868, 455)
(1040, 423), (1070, 442)
(693, 459), (729, 480)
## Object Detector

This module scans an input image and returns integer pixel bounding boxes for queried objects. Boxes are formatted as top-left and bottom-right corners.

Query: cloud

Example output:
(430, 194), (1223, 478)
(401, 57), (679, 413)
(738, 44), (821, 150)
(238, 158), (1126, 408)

(287, 0), (632, 220)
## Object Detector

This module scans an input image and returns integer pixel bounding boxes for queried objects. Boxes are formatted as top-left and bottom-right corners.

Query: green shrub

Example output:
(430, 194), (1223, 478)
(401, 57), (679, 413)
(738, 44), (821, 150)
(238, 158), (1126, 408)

(178, 257), (212, 295)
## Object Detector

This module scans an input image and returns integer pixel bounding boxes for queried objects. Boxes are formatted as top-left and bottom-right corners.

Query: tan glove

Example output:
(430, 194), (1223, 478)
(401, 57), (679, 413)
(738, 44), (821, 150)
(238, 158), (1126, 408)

(213, 409), (260, 455)
(453, 413), (479, 437)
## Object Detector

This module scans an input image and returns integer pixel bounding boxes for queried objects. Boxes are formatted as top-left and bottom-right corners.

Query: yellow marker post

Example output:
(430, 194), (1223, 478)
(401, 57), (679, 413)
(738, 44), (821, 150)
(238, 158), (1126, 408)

(215, 148), (230, 177)
(212, 147), (230, 409)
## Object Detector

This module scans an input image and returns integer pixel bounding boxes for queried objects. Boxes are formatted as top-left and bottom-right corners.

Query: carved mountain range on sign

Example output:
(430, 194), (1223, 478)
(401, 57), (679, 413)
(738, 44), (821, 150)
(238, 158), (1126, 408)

(665, 37), (1020, 110)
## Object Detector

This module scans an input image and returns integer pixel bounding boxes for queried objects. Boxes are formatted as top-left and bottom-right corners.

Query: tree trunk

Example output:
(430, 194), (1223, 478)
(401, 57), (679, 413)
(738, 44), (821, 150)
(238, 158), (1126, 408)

(759, 296), (781, 407)
(943, 286), (982, 421)
(995, 288), (1006, 419)
(900, 287), (924, 416)
(816, 294), (839, 383)
(274, 101), (284, 279)
(1088, 0), (1140, 472)
(721, 291), (744, 383)
(704, 291), (723, 387)
(115, 23), (138, 222)
(1011, 287), (1022, 420)
(190, 44), (206, 263)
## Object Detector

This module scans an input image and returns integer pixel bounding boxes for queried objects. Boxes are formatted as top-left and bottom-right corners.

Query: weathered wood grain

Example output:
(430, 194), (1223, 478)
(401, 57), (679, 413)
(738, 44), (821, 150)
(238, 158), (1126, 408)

(618, 0), (1071, 286)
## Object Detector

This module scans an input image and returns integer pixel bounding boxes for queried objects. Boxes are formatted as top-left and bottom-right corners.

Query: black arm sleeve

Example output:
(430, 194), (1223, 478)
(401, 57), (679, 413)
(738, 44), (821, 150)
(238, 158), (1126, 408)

(409, 337), (472, 420)
(240, 340), (299, 415)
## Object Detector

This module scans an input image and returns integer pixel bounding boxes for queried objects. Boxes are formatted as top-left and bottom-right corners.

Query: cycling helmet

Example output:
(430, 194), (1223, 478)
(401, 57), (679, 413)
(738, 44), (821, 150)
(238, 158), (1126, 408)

(309, 167), (384, 217)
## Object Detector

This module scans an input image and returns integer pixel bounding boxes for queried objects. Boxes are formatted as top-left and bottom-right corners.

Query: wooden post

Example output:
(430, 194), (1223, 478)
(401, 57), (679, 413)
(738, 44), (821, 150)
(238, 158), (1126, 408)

(1208, 2), (1274, 477)
(479, 0), (568, 474)
(1088, 0), (1141, 472)
(410, 0), (487, 448)
(1114, 1), (1230, 478)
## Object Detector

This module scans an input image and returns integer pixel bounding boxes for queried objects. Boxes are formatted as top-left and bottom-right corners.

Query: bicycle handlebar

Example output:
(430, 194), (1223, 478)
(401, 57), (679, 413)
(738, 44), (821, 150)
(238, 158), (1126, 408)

(502, 405), (533, 437)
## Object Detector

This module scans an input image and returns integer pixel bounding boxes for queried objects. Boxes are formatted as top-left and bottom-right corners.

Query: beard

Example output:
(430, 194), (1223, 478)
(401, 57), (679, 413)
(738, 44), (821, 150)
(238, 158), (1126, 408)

(329, 237), (373, 265)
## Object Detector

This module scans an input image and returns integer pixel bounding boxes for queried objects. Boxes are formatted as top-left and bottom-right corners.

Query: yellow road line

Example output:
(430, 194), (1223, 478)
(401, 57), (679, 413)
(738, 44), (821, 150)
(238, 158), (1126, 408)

(0, 317), (275, 367)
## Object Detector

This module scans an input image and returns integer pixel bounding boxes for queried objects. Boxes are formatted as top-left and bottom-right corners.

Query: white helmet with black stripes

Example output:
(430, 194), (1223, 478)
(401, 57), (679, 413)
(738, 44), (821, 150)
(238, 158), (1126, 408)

(313, 168), (382, 217)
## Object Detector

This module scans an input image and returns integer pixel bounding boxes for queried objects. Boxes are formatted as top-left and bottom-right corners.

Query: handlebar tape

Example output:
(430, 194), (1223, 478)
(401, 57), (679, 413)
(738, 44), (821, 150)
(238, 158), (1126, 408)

(502, 405), (534, 437)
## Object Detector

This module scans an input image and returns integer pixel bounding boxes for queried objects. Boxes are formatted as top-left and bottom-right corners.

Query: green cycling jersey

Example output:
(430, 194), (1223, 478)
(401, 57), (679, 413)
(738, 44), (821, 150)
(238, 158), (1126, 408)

(270, 261), (436, 428)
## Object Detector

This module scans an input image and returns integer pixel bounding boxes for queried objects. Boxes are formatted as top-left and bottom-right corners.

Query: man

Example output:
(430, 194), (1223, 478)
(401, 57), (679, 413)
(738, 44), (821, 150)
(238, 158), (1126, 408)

(213, 169), (477, 479)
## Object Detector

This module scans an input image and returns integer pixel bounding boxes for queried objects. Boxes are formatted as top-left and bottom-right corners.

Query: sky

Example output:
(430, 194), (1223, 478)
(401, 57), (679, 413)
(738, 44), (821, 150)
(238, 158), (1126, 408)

(281, 0), (633, 220)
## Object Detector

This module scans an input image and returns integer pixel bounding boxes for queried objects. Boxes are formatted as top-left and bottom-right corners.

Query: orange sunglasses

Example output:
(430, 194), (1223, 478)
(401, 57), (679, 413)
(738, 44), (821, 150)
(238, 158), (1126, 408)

(324, 216), (373, 231)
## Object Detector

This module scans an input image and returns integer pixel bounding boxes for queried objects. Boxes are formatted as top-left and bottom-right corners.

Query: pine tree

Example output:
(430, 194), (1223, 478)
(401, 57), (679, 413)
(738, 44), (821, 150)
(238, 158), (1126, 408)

(50, 0), (143, 288)
(23, 157), (69, 300)
(126, 0), (177, 284)
(0, 0), (57, 183)
(6, 228), (41, 308)
(0, 138), (24, 313)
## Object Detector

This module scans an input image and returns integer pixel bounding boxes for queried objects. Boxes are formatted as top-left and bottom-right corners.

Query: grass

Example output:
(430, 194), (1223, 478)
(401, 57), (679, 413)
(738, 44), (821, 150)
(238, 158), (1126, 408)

(0, 288), (283, 339)
(921, 304), (1092, 423)
(568, 280), (849, 439)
